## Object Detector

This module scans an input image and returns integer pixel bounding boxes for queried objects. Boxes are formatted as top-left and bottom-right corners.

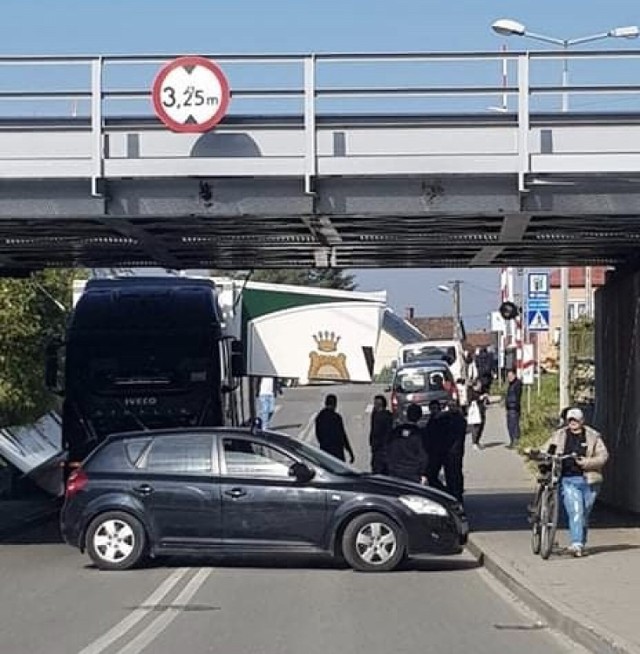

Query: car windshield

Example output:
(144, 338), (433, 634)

(269, 434), (360, 475)
(395, 367), (451, 393)
(404, 345), (456, 365)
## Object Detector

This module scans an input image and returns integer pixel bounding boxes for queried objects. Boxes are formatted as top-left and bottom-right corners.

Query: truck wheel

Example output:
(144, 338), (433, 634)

(342, 512), (406, 572)
(86, 511), (147, 571)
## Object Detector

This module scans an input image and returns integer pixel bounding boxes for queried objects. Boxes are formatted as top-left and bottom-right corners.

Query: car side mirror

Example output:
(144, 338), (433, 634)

(289, 462), (315, 483)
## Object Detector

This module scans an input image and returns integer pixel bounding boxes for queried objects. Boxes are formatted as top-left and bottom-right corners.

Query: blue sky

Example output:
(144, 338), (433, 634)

(2, 0), (638, 326)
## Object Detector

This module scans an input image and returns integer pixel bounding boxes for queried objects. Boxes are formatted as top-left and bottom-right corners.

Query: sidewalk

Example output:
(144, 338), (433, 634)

(465, 405), (640, 654)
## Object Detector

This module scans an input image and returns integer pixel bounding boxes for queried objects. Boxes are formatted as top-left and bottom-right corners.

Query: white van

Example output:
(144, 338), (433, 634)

(397, 340), (468, 407)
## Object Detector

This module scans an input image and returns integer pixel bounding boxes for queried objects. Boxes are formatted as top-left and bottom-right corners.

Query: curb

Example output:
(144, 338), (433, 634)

(467, 536), (638, 654)
(0, 500), (61, 542)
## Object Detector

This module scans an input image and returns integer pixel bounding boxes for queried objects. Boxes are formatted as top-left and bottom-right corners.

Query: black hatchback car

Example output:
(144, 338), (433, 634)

(61, 427), (468, 572)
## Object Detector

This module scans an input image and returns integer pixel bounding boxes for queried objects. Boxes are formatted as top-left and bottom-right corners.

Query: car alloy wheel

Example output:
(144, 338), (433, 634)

(342, 512), (407, 572)
(355, 522), (397, 565)
(86, 511), (146, 571)
(93, 519), (135, 563)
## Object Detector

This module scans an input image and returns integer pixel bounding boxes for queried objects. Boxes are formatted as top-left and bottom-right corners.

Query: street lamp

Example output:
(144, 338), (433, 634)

(491, 18), (639, 111)
(491, 18), (639, 410)
(438, 281), (462, 342)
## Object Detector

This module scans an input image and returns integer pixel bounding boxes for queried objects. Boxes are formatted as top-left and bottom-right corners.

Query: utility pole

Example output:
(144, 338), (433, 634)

(452, 280), (462, 341)
(560, 267), (570, 409)
(438, 281), (463, 341)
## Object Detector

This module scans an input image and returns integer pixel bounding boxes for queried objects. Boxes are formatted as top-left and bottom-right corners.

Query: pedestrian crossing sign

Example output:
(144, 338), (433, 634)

(527, 309), (550, 331)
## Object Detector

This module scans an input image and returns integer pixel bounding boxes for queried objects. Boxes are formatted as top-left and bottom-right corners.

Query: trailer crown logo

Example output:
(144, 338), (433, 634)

(313, 331), (341, 353)
(308, 330), (349, 381)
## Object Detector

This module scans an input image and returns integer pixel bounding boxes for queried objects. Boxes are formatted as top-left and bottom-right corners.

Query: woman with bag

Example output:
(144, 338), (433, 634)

(468, 380), (489, 451)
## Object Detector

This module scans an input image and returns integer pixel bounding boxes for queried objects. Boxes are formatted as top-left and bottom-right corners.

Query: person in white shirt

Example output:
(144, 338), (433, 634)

(257, 377), (276, 428)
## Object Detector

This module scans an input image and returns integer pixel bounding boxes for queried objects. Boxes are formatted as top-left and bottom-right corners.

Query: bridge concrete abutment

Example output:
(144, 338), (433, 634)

(596, 270), (640, 513)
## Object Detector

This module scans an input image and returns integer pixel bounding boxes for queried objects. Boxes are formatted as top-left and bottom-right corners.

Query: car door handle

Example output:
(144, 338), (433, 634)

(133, 484), (154, 496)
(224, 487), (247, 499)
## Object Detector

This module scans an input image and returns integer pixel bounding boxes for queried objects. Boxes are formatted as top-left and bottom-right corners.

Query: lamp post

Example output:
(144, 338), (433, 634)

(491, 18), (638, 409)
(438, 281), (462, 342)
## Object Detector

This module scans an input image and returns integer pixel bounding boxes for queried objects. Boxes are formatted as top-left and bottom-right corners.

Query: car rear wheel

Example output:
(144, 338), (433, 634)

(341, 512), (406, 572)
(86, 511), (146, 571)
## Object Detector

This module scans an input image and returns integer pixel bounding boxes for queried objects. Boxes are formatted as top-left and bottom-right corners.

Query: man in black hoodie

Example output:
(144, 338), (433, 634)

(386, 403), (427, 484)
(505, 369), (523, 448)
(369, 394), (393, 474)
(315, 394), (355, 463)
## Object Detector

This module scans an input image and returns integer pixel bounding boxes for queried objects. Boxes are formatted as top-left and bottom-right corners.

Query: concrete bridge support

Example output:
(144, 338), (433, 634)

(595, 270), (640, 513)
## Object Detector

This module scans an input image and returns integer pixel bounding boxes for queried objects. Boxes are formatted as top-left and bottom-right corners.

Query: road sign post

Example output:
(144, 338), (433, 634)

(152, 56), (231, 133)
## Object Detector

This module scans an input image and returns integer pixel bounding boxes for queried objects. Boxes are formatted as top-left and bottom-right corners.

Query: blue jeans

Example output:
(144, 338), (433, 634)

(506, 409), (520, 445)
(561, 476), (600, 548)
(258, 394), (275, 428)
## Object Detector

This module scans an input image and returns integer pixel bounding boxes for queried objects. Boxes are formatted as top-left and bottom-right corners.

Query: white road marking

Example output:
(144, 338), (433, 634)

(77, 567), (189, 654)
(115, 567), (212, 654)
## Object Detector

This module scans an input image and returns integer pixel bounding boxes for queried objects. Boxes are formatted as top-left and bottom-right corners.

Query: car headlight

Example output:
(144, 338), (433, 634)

(399, 495), (448, 517)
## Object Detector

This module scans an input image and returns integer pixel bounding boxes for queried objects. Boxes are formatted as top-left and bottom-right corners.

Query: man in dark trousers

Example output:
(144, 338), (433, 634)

(423, 400), (466, 501)
(369, 394), (393, 474)
(315, 394), (355, 463)
(505, 369), (523, 448)
(386, 403), (427, 484)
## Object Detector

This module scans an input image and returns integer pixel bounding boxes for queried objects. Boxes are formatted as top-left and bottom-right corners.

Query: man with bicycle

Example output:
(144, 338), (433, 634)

(540, 408), (609, 557)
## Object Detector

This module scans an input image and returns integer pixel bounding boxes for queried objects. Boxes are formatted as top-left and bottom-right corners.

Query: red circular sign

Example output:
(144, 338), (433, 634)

(152, 56), (231, 133)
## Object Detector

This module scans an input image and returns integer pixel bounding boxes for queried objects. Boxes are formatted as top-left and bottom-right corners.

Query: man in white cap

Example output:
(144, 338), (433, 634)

(542, 407), (609, 557)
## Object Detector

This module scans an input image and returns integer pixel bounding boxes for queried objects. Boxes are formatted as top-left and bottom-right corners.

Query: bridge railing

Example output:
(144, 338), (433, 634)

(2, 51), (640, 191)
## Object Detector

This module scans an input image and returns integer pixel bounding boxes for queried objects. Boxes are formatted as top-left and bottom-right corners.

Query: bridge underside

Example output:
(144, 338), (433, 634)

(2, 174), (640, 273)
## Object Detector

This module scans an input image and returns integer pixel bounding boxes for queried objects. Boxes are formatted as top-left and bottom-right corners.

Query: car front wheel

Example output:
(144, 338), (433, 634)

(86, 511), (147, 571)
(341, 512), (406, 572)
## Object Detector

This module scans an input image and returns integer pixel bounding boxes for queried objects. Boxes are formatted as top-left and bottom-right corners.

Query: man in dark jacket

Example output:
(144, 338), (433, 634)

(315, 394), (355, 463)
(386, 403), (427, 484)
(424, 400), (466, 501)
(505, 369), (523, 448)
(369, 394), (393, 474)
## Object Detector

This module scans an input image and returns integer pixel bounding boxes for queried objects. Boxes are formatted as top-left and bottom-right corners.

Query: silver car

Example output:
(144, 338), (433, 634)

(389, 361), (459, 422)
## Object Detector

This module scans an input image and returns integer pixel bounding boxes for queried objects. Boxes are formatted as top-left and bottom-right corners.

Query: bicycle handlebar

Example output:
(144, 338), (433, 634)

(528, 451), (577, 463)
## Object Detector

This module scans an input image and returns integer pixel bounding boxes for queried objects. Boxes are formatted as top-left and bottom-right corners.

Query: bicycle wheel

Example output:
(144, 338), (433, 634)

(530, 488), (542, 555)
(540, 488), (559, 560)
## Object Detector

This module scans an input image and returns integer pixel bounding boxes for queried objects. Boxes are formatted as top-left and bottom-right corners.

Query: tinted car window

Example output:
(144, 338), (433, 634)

(395, 367), (453, 393)
(142, 434), (212, 474)
(403, 346), (456, 365)
(125, 439), (151, 466)
(222, 438), (296, 479)
(85, 440), (129, 472)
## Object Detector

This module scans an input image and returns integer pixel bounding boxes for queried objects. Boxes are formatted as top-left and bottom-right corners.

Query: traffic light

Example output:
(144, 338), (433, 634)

(499, 301), (520, 321)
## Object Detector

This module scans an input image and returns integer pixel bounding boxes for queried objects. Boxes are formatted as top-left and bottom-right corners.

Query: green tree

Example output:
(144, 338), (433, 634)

(0, 270), (75, 426)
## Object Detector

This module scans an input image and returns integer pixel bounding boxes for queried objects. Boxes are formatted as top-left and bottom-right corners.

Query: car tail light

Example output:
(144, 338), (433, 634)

(65, 469), (88, 498)
(391, 390), (398, 413)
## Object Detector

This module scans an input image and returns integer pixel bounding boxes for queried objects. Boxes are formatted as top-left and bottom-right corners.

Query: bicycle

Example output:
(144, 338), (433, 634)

(528, 451), (575, 560)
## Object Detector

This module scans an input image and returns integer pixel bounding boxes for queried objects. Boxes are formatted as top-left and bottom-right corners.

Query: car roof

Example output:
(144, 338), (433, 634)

(101, 426), (286, 444)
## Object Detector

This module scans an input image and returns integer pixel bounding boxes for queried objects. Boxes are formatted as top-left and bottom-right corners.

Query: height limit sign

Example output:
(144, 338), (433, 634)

(152, 56), (230, 133)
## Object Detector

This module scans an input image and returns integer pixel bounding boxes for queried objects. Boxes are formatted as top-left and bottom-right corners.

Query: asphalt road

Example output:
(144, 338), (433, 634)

(0, 384), (582, 654)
